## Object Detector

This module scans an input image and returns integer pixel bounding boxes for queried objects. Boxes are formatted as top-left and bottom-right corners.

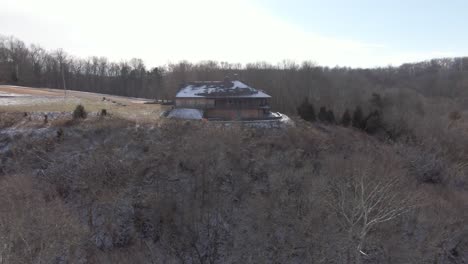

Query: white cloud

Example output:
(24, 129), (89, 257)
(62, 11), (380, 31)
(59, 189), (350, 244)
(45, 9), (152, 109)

(0, 0), (459, 68)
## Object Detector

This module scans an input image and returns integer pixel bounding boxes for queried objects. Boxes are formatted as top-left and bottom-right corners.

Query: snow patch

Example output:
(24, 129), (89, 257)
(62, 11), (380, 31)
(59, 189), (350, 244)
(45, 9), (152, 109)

(167, 108), (204, 120)
(176, 80), (271, 98)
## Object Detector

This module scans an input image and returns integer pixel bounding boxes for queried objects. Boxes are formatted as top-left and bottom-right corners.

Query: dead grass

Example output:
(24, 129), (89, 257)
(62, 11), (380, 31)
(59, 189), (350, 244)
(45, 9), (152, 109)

(0, 85), (169, 124)
(0, 85), (61, 96)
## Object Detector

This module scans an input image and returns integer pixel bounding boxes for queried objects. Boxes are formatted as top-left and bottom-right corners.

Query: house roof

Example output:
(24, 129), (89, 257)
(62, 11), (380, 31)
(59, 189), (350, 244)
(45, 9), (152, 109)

(175, 80), (271, 98)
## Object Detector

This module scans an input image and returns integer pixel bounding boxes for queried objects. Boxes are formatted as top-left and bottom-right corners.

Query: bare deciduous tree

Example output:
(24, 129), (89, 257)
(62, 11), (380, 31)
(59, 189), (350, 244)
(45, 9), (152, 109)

(324, 153), (418, 263)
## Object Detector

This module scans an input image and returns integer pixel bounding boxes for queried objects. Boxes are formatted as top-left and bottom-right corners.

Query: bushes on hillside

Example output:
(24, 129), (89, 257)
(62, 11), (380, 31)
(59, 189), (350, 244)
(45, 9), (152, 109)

(297, 97), (316, 122)
(297, 95), (386, 136)
(352, 106), (364, 129)
(341, 109), (351, 127)
(73, 104), (87, 119)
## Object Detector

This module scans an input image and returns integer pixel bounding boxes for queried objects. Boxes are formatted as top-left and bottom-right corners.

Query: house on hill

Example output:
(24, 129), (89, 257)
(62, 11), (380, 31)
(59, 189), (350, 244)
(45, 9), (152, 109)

(171, 78), (277, 121)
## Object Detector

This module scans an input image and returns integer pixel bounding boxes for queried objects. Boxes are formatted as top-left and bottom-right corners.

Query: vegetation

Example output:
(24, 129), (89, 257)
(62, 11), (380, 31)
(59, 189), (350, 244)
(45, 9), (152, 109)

(0, 35), (468, 263)
(341, 109), (351, 126)
(0, 115), (466, 263)
(73, 104), (87, 119)
(297, 97), (315, 122)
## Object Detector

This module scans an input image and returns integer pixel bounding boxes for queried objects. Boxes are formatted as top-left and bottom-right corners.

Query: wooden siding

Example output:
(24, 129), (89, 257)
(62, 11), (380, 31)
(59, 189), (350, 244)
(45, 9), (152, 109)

(175, 97), (270, 120)
(175, 98), (269, 109)
(175, 98), (214, 109)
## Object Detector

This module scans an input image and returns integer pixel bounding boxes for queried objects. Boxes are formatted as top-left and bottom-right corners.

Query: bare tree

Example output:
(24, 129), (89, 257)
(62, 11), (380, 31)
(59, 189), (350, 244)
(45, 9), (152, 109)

(324, 153), (418, 263)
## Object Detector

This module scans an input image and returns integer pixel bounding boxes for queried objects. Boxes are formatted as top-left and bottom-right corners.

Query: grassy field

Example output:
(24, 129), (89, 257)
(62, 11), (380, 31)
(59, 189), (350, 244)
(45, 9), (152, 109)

(0, 85), (169, 123)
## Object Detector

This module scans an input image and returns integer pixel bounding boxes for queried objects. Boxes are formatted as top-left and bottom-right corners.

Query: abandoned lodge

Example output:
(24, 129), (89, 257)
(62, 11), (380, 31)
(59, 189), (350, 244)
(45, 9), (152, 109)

(172, 78), (278, 121)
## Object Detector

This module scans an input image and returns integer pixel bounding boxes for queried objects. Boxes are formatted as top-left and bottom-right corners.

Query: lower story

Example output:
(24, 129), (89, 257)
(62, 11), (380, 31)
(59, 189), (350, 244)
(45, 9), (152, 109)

(204, 108), (268, 121)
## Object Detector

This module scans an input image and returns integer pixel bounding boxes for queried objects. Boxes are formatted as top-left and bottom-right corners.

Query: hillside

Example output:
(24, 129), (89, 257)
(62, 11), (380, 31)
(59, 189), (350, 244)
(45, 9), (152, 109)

(1, 35), (468, 263)
(0, 99), (467, 263)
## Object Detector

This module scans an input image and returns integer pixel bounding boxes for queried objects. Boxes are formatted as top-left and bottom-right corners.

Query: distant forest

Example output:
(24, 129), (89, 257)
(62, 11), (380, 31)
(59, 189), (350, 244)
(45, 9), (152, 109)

(2, 35), (468, 115)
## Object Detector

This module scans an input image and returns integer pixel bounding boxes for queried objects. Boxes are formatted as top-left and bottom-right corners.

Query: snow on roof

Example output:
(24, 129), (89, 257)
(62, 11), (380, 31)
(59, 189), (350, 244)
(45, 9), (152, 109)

(175, 80), (271, 98)
(167, 108), (204, 120)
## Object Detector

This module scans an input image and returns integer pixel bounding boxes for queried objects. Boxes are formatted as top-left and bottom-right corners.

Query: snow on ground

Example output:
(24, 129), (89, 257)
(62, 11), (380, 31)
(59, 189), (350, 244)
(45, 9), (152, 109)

(0, 96), (80, 106)
(167, 108), (204, 120)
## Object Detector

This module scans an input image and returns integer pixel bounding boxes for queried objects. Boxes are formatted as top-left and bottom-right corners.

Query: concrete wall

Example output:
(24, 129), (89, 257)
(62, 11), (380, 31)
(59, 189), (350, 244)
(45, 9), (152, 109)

(205, 109), (264, 120)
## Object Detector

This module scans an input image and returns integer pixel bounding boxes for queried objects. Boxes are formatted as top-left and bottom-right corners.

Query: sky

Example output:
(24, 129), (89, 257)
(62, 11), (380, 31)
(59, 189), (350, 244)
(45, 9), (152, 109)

(1, 0), (467, 68)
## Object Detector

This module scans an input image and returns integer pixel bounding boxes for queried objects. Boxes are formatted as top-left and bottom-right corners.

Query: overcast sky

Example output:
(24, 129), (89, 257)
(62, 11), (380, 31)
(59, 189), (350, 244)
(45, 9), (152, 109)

(1, 0), (467, 68)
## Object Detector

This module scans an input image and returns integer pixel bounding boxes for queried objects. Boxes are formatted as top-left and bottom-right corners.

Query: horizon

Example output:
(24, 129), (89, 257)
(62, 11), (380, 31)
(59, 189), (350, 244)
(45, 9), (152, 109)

(3, 33), (466, 71)
(2, 0), (468, 69)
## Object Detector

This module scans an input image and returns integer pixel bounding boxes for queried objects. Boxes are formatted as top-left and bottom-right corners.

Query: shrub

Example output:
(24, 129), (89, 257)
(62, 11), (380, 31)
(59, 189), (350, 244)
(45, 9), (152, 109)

(406, 147), (446, 184)
(327, 110), (336, 124)
(56, 128), (64, 141)
(297, 97), (316, 122)
(352, 106), (364, 129)
(341, 109), (351, 126)
(370, 93), (383, 109)
(363, 110), (382, 134)
(449, 111), (461, 121)
(73, 104), (87, 119)
(318, 106), (328, 122)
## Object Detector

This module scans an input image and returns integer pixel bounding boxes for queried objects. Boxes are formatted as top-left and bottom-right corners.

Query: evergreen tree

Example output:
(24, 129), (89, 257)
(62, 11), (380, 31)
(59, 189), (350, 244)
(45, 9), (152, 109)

(352, 106), (364, 129)
(364, 110), (382, 134)
(73, 104), (87, 119)
(297, 97), (316, 122)
(318, 106), (328, 122)
(341, 109), (351, 126)
(370, 93), (383, 109)
(327, 109), (336, 124)
(306, 101), (316, 122)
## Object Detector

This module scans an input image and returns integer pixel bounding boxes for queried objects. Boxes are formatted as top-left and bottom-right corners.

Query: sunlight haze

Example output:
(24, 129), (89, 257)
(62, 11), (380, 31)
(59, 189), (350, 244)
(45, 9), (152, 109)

(1, 0), (466, 68)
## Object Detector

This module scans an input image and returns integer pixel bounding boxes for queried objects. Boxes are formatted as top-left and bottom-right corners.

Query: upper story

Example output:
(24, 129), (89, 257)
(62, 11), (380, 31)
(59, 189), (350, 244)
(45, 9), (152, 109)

(175, 79), (271, 110)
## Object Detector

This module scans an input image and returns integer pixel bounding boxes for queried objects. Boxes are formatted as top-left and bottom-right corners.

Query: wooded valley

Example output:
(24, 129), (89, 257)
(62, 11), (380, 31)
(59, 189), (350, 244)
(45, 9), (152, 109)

(0, 35), (467, 263)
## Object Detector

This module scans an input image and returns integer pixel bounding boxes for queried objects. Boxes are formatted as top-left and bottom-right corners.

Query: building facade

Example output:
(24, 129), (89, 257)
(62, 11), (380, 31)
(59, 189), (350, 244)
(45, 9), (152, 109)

(174, 79), (272, 121)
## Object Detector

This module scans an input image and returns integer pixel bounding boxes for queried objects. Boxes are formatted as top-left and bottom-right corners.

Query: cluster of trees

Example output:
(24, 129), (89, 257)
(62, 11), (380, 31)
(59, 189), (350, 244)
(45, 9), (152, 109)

(1, 35), (468, 263)
(0, 36), (164, 98)
(2, 35), (468, 115)
(297, 94), (383, 135)
(2, 117), (460, 263)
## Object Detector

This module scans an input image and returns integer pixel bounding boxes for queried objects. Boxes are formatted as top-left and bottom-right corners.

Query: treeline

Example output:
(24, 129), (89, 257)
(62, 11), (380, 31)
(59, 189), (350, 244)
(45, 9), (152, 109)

(0, 36), (163, 98)
(2, 35), (468, 114)
(297, 93), (384, 135)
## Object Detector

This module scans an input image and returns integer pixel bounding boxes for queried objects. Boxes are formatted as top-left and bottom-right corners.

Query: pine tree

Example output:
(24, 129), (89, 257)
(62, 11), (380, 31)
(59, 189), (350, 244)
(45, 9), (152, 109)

(297, 97), (316, 122)
(327, 109), (336, 124)
(341, 109), (351, 126)
(318, 106), (328, 122)
(306, 101), (316, 122)
(73, 104), (87, 119)
(370, 93), (383, 109)
(364, 110), (382, 134)
(352, 106), (364, 129)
